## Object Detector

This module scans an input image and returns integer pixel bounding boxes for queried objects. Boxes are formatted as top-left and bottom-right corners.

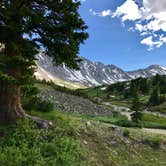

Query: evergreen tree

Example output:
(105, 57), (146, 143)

(131, 91), (142, 123)
(0, 0), (88, 124)
(152, 74), (161, 86)
(148, 85), (160, 106)
(130, 83), (138, 98)
(139, 78), (149, 94)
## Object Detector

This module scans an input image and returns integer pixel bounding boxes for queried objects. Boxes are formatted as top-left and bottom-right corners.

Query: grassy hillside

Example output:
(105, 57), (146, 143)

(1, 79), (166, 165)
(1, 110), (166, 165)
(23, 80), (166, 130)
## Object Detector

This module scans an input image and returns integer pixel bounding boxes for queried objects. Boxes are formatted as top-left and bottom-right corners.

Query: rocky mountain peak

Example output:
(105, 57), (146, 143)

(35, 53), (166, 87)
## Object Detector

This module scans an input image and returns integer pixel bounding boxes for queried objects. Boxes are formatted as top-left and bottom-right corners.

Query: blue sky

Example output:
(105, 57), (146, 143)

(78, 0), (166, 71)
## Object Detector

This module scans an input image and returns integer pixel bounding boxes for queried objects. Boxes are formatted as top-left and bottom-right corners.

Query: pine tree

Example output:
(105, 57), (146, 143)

(0, 0), (88, 124)
(149, 85), (160, 106)
(131, 90), (142, 123)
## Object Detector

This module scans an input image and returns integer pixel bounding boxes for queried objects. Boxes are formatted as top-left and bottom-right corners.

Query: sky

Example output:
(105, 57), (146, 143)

(78, 0), (166, 71)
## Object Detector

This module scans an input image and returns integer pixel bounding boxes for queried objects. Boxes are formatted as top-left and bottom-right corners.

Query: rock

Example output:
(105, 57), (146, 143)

(86, 121), (91, 126)
(83, 140), (88, 145)
(111, 125), (117, 131)
(39, 88), (113, 116)
(26, 114), (53, 129)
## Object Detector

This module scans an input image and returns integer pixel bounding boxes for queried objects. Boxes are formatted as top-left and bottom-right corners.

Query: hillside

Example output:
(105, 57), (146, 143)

(1, 79), (165, 165)
(1, 109), (165, 166)
(24, 79), (166, 130)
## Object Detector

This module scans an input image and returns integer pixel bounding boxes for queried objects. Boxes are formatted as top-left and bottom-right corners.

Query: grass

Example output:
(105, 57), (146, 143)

(0, 117), (84, 166)
(78, 86), (107, 98)
(139, 95), (150, 104)
(151, 102), (166, 114)
(34, 111), (166, 166)
(0, 108), (162, 166)
(19, 81), (166, 165)
(141, 113), (166, 129)
(74, 113), (128, 124)
(142, 113), (166, 125)
(127, 127), (166, 145)
(109, 99), (132, 108)
(30, 110), (166, 166)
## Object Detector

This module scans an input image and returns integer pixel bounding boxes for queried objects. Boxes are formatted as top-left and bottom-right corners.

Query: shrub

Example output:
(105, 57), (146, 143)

(142, 137), (162, 148)
(36, 99), (54, 112)
(0, 119), (83, 166)
(116, 119), (142, 128)
(123, 129), (130, 137)
(22, 96), (54, 112)
(131, 111), (142, 123)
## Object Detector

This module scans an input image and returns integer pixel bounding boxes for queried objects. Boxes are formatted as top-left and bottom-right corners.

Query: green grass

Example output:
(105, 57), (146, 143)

(139, 95), (150, 104)
(0, 117), (84, 166)
(3, 110), (164, 165)
(142, 113), (166, 125)
(78, 86), (108, 99)
(74, 113), (128, 124)
(151, 102), (166, 114)
(109, 99), (132, 107)
(32, 110), (166, 165)
(140, 113), (166, 129)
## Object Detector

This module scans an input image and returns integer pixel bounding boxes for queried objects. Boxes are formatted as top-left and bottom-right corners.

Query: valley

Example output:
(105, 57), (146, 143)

(1, 0), (166, 165)
(19, 77), (166, 165)
(1, 75), (166, 165)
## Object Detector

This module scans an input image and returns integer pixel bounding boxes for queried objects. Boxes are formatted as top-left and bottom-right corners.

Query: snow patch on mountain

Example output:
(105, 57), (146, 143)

(35, 53), (166, 87)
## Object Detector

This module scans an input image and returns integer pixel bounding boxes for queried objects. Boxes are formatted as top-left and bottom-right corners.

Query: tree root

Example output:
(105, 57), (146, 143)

(25, 114), (53, 129)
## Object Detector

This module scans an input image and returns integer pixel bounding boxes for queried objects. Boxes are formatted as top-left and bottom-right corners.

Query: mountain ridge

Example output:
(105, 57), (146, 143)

(35, 53), (166, 87)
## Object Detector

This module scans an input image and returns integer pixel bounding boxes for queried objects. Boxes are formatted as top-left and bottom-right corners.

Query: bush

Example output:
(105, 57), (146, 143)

(36, 99), (54, 112)
(131, 111), (142, 123)
(22, 96), (54, 112)
(123, 129), (130, 137)
(116, 119), (142, 128)
(0, 119), (83, 166)
(142, 137), (162, 148)
(21, 84), (54, 112)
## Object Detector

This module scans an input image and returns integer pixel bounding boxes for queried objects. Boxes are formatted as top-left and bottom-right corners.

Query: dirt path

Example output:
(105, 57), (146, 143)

(102, 102), (132, 120)
(142, 128), (166, 135)
(102, 102), (130, 112)
(102, 102), (166, 119)
(144, 110), (166, 117)
(102, 102), (166, 135)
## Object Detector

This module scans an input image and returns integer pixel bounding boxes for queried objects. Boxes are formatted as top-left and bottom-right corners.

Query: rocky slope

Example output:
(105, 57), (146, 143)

(35, 52), (166, 87)
(39, 87), (112, 115)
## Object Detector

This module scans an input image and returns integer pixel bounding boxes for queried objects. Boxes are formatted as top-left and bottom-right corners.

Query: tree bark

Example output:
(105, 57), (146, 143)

(0, 85), (25, 124)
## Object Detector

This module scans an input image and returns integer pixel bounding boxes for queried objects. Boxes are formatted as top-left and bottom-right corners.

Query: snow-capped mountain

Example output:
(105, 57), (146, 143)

(35, 53), (166, 87)
(128, 65), (166, 79)
(35, 53), (131, 87)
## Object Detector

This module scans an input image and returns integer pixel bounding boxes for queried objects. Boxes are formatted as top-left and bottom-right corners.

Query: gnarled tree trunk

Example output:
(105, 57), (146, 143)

(0, 85), (25, 124)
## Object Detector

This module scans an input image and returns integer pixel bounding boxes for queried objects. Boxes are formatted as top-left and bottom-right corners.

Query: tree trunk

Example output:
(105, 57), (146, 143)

(0, 85), (25, 124)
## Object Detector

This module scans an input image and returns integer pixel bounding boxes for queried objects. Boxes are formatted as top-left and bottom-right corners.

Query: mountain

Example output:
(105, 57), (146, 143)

(35, 53), (131, 87)
(128, 65), (166, 79)
(35, 53), (166, 87)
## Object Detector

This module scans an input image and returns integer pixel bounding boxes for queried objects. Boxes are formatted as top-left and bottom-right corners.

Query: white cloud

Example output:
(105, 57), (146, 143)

(135, 23), (146, 32)
(113, 0), (141, 21)
(89, 9), (112, 17)
(141, 35), (166, 51)
(113, 0), (166, 50)
(141, 36), (159, 50)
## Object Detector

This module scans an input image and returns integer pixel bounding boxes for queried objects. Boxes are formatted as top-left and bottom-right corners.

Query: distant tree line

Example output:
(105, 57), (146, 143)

(107, 74), (166, 106)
